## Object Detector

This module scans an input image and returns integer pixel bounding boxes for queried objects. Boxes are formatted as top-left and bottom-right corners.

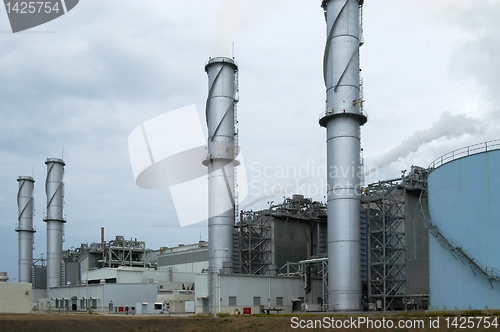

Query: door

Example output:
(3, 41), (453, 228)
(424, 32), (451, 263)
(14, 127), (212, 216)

(203, 298), (209, 313)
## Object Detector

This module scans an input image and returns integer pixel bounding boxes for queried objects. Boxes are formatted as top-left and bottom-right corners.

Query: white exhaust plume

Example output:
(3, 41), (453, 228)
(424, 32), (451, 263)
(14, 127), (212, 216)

(368, 111), (486, 173)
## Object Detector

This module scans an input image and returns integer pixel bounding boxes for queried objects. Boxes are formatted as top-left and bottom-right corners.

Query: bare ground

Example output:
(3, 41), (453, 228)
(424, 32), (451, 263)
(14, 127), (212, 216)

(0, 311), (499, 332)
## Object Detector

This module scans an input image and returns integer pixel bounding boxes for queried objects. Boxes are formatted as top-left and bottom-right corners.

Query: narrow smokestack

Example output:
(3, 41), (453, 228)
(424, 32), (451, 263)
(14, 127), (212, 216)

(16, 176), (35, 284)
(319, 0), (366, 311)
(203, 57), (239, 311)
(44, 158), (65, 297)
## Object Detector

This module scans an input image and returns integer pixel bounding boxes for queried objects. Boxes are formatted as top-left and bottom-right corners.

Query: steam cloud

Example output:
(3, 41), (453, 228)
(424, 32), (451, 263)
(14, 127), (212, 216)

(368, 111), (487, 173)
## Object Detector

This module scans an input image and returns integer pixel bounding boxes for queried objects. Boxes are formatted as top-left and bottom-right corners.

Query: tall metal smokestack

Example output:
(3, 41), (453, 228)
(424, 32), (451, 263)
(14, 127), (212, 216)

(319, 0), (366, 311)
(44, 158), (65, 296)
(203, 57), (239, 310)
(16, 176), (35, 284)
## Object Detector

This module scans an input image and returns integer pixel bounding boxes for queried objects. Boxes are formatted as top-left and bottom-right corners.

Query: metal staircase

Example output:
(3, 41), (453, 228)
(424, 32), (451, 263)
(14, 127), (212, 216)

(419, 190), (500, 284)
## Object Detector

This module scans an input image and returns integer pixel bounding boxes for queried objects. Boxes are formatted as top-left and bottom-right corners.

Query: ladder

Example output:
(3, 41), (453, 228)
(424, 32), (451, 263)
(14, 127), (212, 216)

(233, 70), (240, 223)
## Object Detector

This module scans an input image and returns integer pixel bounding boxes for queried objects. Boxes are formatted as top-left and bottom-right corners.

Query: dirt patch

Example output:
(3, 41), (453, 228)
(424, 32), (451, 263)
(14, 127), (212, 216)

(0, 311), (499, 331)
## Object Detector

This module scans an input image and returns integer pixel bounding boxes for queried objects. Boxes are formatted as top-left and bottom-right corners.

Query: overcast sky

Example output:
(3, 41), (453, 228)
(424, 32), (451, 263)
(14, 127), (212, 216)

(1, 0), (499, 281)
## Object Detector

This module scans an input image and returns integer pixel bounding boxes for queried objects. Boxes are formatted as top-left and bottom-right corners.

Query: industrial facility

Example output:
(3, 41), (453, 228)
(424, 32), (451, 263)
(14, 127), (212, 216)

(2, 0), (499, 315)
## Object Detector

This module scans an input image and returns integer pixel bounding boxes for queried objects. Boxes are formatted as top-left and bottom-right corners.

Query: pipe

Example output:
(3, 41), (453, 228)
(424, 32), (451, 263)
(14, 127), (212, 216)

(16, 176), (35, 284)
(319, 0), (366, 311)
(44, 158), (66, 298)
(218, 273), (221, 314)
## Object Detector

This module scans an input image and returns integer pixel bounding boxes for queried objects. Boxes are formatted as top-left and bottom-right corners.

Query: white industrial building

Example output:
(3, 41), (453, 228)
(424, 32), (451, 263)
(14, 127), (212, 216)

(0, 272), (33, 314)
(44, 240), (324, 314)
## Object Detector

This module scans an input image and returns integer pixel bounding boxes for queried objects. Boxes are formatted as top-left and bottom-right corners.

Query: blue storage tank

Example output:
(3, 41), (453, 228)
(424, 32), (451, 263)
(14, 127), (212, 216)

(428, 147), (500, 310)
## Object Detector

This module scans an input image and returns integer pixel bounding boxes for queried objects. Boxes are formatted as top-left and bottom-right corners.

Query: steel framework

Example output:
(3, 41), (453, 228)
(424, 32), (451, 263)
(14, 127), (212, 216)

(236, 196), (327, 276)
(363, 180), (406, 311)
(103, 238), (147, 268)
(269, 195), (326, 220)
(31, 256), (47, 289)
(237, 210), (272, 275)
(298, 257), (329, 311)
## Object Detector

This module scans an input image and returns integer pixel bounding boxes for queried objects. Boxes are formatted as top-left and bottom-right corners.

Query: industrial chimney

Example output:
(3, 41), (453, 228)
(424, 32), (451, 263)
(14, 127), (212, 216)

(203, 57), (239, 310)
(16, 176), (35, 284)
(319, 0), (366, 311)
(44, 158), (65, 297)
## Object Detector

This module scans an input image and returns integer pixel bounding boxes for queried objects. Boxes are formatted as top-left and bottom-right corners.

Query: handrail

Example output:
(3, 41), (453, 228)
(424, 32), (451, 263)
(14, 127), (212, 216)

(486, 267), (500, 278)
(318, 107), (368, 122)
(429, 139), (500, 170)
(419, 190), (500, 282)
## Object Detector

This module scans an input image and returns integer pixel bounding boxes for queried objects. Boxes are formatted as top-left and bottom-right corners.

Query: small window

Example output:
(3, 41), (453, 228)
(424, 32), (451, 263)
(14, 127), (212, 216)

(276, 297), (283, 306)
(253, 297), (261, 306)
(229, 296), (237, 306)
(154, 303), (162, 310)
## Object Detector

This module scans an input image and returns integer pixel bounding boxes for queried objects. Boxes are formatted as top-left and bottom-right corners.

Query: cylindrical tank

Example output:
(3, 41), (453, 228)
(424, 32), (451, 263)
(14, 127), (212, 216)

(320, 0), (366, 311)
(428, 148), (500, 309)
(44, 158), (66, 296)
(16, 176), (35, 284)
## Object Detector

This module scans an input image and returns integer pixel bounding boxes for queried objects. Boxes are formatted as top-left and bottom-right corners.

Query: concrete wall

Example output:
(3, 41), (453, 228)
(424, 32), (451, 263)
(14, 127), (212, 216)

(32, 289), (48, 306)
(194, 274), (323, 314)
(157, 249), (208, 274)
(194, 273), (209, 313)
(85, 268), (195, 284)
(157, 262), (207, 274)
(37, 298), (50, 310)
(428, 149), (500, 309)
(157, 291), (195, 313)
(0, 283), (32, 313)
(49, 283), (157, 310)
(85, 268), (163, 284)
